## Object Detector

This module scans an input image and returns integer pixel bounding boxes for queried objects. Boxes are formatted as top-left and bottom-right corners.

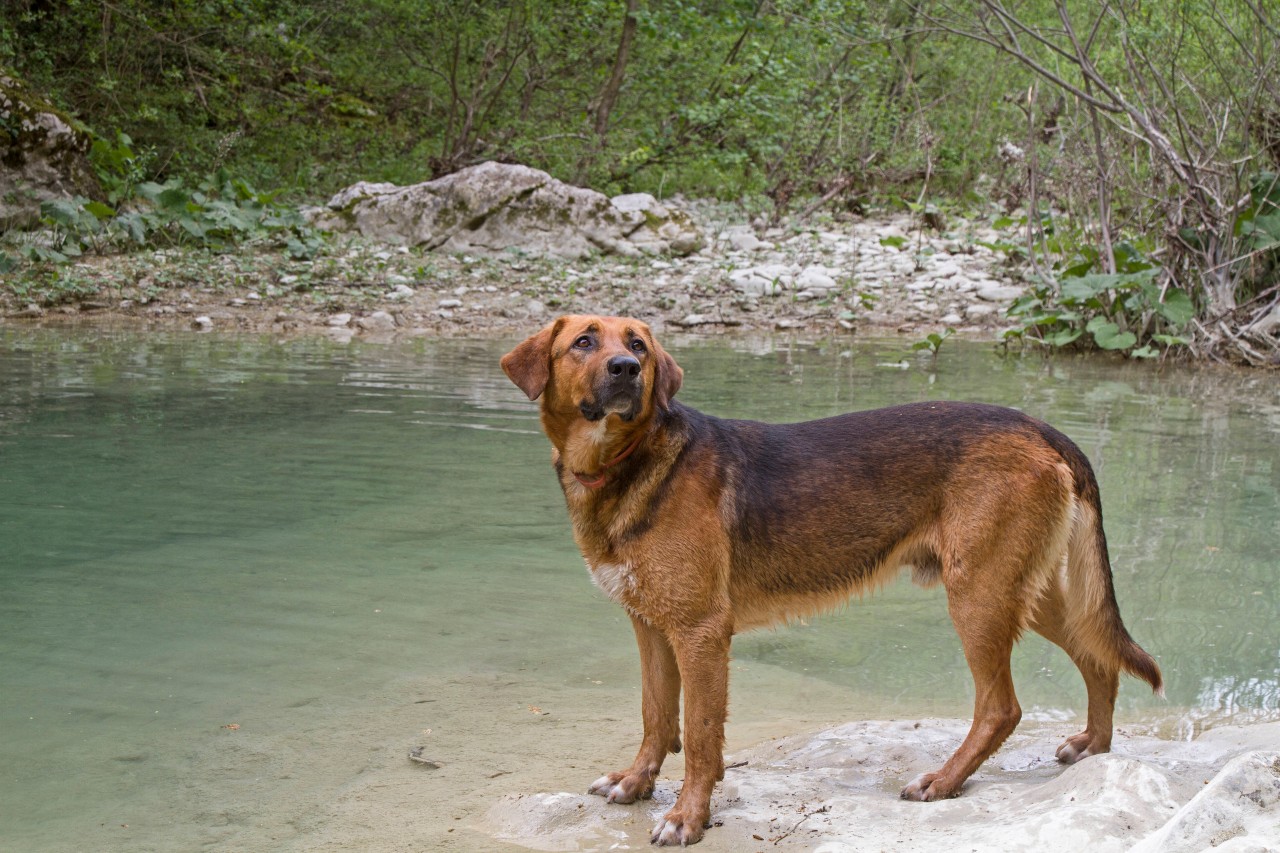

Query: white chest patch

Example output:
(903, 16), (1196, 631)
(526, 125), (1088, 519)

(589, 561), (635, 603)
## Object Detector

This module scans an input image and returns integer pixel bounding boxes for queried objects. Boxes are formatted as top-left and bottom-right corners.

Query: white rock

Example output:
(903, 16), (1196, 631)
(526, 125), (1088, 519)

(976, 284), (1025, 302)
(796, 268), (838, 293)
(357, 311), (397, 333)
(328, 313), (352, 327)
(192, 316), (213, 330)
(438, 298), (463, 309)
(486, 721), (1280, 853)
(308, 163), (704, 259)
(965, 303), (997, 317)
(389, 284), (415, 300)
(927, 260), (964, 279)
(728, 269), (785, 297)
(727, 230), (766, 252)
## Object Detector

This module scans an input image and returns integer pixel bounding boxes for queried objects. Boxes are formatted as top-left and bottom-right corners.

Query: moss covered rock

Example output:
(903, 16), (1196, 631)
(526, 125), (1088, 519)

(1, 71), (104, 230)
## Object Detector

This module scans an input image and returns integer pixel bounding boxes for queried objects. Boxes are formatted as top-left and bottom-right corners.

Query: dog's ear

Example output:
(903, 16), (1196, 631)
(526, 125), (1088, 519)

(651, 337), (683, 411)
(501, 319), (562, 401)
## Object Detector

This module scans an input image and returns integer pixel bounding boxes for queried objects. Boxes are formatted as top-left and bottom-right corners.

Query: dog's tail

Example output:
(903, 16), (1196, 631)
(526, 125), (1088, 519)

(1042, 427), (1164, 695)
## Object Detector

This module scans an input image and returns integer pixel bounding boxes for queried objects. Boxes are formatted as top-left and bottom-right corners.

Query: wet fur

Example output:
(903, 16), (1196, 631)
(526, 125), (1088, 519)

(502, 315), (1162, 846)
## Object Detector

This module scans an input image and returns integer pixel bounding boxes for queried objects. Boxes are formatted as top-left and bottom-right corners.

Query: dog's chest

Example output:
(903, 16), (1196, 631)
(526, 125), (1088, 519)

(587, 559), (638, 606)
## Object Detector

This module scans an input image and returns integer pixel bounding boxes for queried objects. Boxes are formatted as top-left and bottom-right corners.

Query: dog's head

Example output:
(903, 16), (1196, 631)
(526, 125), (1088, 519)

(501, 315), (683, 425)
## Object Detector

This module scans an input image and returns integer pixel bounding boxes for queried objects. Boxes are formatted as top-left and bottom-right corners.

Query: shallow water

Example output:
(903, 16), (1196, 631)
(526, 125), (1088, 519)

(0, 328), (1276, 851)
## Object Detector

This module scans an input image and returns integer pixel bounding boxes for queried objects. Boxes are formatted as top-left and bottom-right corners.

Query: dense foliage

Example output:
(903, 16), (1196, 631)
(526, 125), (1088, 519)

(2, 1), (1278, 362)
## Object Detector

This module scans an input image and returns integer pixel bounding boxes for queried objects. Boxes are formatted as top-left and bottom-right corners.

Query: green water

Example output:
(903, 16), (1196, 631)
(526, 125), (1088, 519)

(1, 329), (1276, 851)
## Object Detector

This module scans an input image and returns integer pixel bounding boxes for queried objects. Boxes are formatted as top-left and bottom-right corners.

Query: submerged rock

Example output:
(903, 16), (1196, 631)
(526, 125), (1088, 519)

(306, 161), (704, 260)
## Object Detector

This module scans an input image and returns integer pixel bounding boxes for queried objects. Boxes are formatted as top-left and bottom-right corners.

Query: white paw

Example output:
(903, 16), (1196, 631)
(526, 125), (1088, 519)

(651, 818), (701, 846)
(1056, 743), (1094, 764)
(588, 775), (629, 803)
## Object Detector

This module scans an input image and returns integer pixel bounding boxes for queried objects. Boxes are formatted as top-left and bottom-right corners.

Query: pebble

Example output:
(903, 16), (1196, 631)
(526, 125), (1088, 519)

(328, 313), (352, 327)
(438, 298), (463, 309)
(192, 316), (213, 330)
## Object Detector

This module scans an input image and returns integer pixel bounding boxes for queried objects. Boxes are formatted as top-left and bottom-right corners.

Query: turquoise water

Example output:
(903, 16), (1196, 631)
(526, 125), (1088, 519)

(1, 329), (1277, 851)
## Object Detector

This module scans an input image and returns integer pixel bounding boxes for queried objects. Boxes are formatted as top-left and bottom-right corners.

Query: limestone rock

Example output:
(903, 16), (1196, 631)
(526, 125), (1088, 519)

(306, 162), (703, 260)
(0, 71), (105, 229)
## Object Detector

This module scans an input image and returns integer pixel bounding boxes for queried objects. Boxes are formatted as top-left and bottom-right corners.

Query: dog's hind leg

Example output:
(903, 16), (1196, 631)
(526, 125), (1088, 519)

(901, 578), (1023, 801)
(589, 615), (682, 803)
(1028, 585), (1120, 763)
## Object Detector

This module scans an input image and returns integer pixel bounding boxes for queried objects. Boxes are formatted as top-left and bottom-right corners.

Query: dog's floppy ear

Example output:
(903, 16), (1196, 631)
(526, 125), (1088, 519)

(501, 319), (561, 400)
(652, 338), (683, 411)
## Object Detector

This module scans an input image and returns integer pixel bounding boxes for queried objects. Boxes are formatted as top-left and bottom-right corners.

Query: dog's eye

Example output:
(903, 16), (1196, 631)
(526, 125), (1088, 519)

(573, 335), (592, 349)
(629, 339), (647, 354)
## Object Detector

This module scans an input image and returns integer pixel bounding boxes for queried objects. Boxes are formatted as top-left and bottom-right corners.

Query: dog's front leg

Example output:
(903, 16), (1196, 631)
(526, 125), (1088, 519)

(590, 614), (681, 804)
(651, 617), (731, 847)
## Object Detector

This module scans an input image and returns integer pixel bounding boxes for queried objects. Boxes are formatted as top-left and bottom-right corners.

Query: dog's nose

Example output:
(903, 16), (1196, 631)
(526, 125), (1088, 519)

(607, 355), (641, 380)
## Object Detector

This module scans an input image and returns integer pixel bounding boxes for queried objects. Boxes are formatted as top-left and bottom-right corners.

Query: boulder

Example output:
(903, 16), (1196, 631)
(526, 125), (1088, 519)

(307, 162), (703, 260)
(0, 72), (104, 229)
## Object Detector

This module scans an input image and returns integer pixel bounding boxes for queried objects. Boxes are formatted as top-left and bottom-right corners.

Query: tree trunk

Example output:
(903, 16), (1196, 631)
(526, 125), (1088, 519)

(594, 0), (640, 140)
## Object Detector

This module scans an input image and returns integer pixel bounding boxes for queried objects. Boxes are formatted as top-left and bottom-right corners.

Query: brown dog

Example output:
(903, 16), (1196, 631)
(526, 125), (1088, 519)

(501, 315), (1162, 846)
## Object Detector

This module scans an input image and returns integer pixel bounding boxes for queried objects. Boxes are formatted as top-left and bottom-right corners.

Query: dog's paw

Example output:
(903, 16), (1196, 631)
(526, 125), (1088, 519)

(588, 771), (653, 804)
(900, 772), (960, 802)
(1055, 732), (1105, 764)
(650, 809), (707, 846)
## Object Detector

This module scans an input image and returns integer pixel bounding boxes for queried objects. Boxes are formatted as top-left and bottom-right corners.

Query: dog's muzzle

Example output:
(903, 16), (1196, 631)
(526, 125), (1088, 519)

(580, 355), (643, 421)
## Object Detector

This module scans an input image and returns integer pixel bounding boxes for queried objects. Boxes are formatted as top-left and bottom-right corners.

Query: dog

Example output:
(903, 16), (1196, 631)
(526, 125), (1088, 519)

(501, 315), (1162, 847)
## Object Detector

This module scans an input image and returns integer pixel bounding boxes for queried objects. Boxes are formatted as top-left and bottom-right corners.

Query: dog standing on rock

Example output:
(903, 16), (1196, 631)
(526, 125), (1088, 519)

(501, 314), (1162, 847)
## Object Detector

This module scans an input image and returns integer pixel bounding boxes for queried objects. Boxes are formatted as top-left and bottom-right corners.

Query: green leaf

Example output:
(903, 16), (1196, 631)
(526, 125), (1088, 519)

(1086, 315), (1115, 334)
(158, 186), (191, 210)
(879, 235), (907, 249)
(1006, 294), (1041, 316)
(177, 216), (207, 238)
(114, 213), (149, 243)
(1044, 328), (1082, 347)
(1130, 345), (1159, 359)
(1157, 290), (1195, 327)
(41, 199), (82, 226)
(83, 201), (116, 220)
(1092, 321), (1136, 350)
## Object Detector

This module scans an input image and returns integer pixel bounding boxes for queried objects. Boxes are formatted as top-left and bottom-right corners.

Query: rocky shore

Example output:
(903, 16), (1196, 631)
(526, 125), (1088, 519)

(2, 205), (1033, 342)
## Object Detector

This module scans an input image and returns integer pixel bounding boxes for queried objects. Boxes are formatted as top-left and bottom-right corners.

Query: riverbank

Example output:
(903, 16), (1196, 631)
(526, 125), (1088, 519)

(1, 208), (1033, 343)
